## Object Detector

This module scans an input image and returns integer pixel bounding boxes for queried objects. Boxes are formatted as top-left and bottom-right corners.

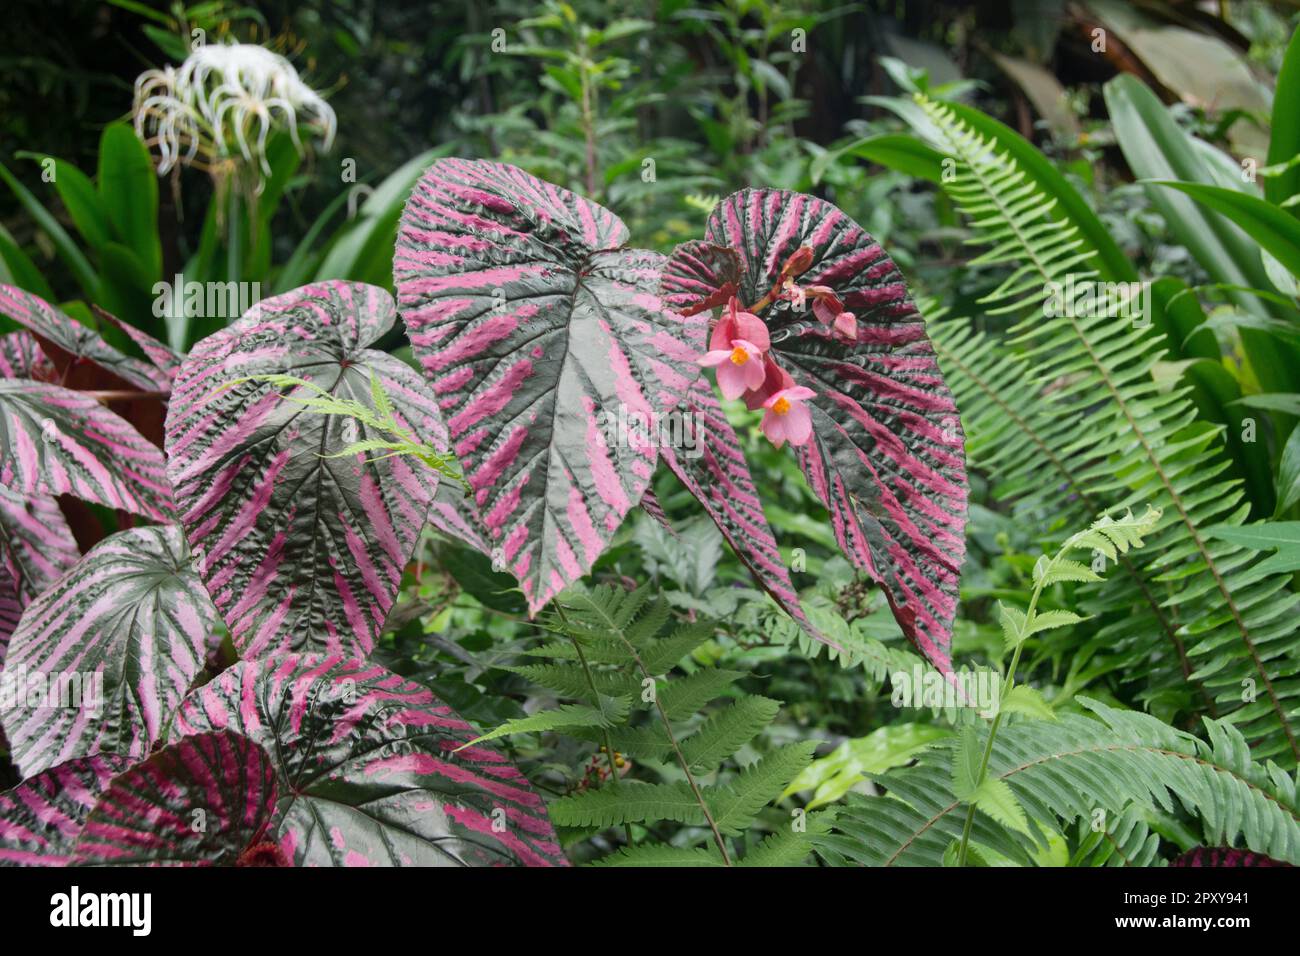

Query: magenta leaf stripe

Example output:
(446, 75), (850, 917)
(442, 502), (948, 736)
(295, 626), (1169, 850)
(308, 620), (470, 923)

(688, 189), (968, 673)
(0, 754), (133, 866)
(73, 731), (278, 866)
(0, 285), (170, 392)
(165, 280), (445, 660)
(170, 654), (569, 866)
(0, 486), (79, 652)
(94, 306), (183, 380)
(0, 380), (174, 521)
(660, 379), (834, 650)
(395, 158), (703, 613)
(0, 331), (55, 381)
(0, 525), (216, 778)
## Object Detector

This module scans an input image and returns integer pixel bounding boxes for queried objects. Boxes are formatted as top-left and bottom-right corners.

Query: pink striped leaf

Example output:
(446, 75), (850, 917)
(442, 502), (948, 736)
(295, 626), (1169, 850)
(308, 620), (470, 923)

(73, 731), (279, 866)
(395, 158), (704, 614)
(93, 305), (182, 380)
(1171, 847), (1291, 867)
(659, 379), (833, 650)
(0, 380), (174, 521)
(0, 753), (133, 866)
(164, 280), (445, 660)
(0, 485), (79, 652)
(0, 331), (56, 381)
(0, 285), (169, 392)
(677, 189), (968, 673)
(0, 524), (216, 778)
(170, 653), (568, 866)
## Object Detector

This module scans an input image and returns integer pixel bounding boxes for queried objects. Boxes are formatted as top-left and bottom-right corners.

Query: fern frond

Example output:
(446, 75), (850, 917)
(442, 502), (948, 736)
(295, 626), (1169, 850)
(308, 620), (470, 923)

(589, 844), (727, 867)
(707, 742), (819, 836)
(460, 697), (631, 748)
(819, 698), (1300, 866)
(550, 780), (705, 828)
(736, 809), (836, 867)
(657, 669), (746, 720)
(1069, 806), (1163, 867)
(502, 663), (639, 701)
(918, 95), (1300, 763)
(680, 695), (783, 773)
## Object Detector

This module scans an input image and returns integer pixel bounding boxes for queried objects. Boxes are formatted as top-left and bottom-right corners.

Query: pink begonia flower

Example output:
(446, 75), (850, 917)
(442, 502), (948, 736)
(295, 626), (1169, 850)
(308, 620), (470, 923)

(761, 385), (816, 448)
(833, 310), (858, 340)
(709, 297), (770, 352)
(744, 355), (794, 411)
(699, 338), (767, 400)
(780, 278), (807, 311)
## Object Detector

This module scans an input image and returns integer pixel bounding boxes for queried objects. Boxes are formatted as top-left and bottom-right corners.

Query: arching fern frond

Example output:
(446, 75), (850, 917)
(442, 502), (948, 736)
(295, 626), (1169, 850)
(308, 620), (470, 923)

(818, 698), (1300, 866)
(916, 95), (1300, 764)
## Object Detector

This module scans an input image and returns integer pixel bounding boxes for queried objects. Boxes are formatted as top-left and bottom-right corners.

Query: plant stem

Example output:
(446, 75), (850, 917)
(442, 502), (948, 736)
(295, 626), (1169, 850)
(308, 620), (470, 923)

(608, 631), (733, 865)
(578, 43), (599, 197)
(555, 604), (634, 848)
(954, 549), (1054, 867)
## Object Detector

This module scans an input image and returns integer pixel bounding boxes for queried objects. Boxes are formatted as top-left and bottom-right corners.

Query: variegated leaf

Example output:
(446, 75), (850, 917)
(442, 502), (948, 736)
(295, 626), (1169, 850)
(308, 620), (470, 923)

(170, 654), (568, 866)
(165, 280), (444, 659)
(1171, 846), (1291, 867)
(0, 525), (215, 778)
(73, 731), (278, 866)
(678, 189), (968, 673)
(395, 158), (703, 613)
(0, 753), (133, 866)
(93, 305), (182, 380)
(0, 485), (78, 652)
(0, 331), (56, 381)
(659, 379), (832, 650)
(0, 285), (169, 392)
(0, 380), (174, 521)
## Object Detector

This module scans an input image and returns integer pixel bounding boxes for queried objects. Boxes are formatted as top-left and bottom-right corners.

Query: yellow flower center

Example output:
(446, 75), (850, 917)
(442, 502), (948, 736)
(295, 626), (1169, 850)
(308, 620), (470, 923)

(729, 346), (749, 365)
(772, 396), (791, 415)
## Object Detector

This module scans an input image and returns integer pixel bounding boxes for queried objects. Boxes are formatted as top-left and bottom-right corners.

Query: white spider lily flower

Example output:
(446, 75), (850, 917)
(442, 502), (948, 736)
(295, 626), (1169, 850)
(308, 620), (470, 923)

(133, 43), (336, 184)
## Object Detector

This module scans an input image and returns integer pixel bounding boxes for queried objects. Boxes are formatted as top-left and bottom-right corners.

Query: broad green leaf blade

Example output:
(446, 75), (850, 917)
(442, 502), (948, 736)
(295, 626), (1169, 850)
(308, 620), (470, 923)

(0, 379), (174, 521)
(0, 161), (97, 295)
(0, 754), (133, 866)
(0, 525), (216, 778)
(97, 122), (161, 281)
(1266, 26), (1300, 211)
(1152, 181), (1300, 280)
(73, 731), (278, 866)
(165, 280), (446, 659)
(170, 654), (568, 866)
(395, 158), (704, 614)
(14, 153), (112, 253)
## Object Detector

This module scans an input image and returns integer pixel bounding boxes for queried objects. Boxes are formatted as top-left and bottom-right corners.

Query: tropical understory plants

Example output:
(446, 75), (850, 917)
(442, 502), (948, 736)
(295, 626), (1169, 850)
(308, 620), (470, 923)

(2, 7), (1300, 870)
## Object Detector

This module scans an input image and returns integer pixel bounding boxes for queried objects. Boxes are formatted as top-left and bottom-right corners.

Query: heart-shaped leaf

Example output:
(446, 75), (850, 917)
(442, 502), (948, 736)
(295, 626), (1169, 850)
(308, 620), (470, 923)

(674, 189), (968, 672)
(0, 331), (56, 381)
(0, 525), (215, 778)
(170, 653), (568, 866)
(0, 285), (169, 391)
(165, 280), (445, 660)
(0, 486), (78, 651)
(0, 380), (174, 521)
(395, 158), (703, 613)
(73, 731), (279, 866)
(0, 753), (133, 866)
(659, 379), (831, 649)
